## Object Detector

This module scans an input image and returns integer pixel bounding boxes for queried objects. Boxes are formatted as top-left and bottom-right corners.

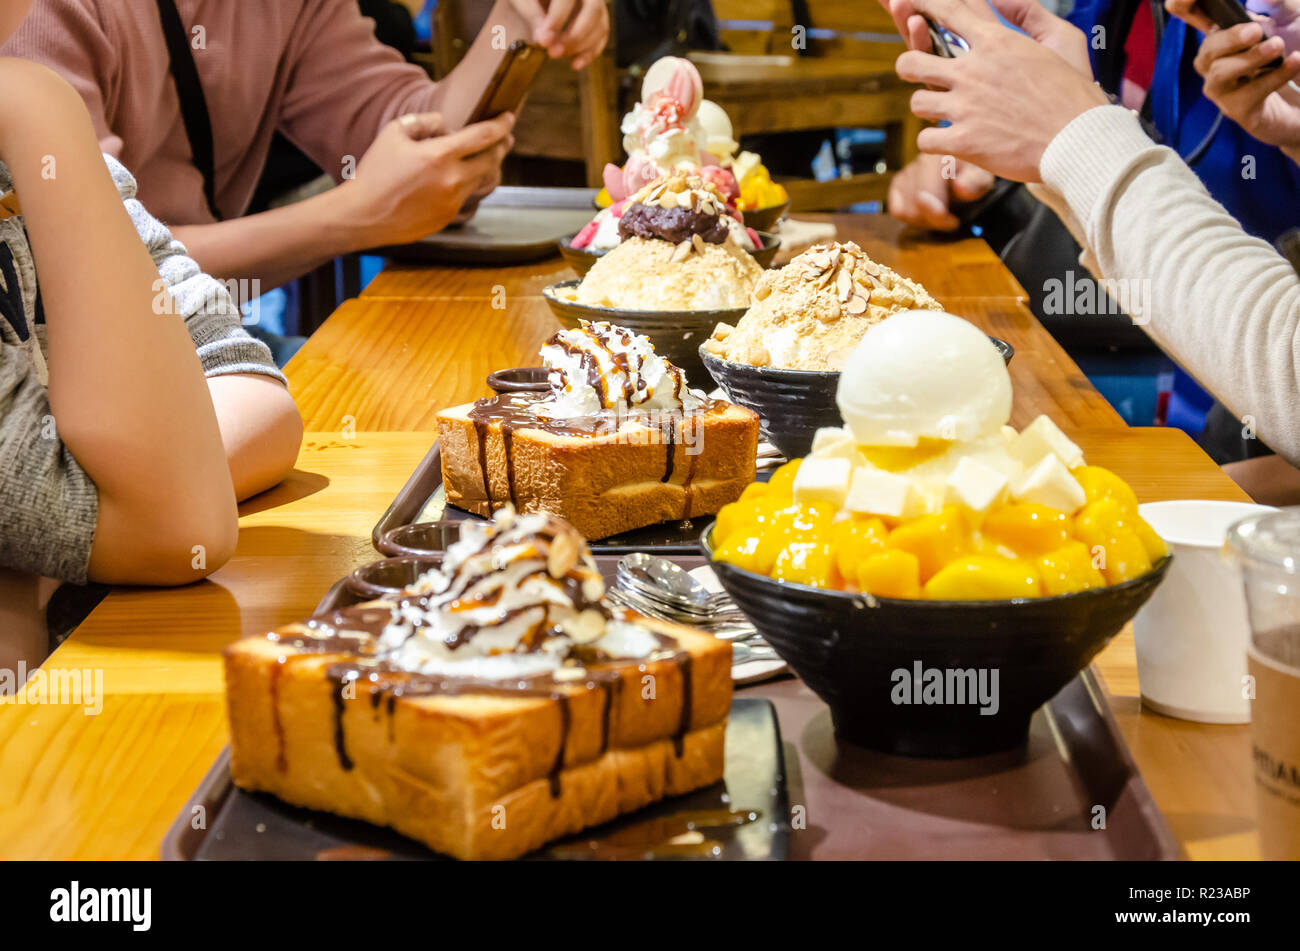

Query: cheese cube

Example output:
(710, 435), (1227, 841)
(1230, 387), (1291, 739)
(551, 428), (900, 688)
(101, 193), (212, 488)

(810, 427), (867, 467)
(945, 457), (1010, 512)
(1012, 454), (1086, 513)
(845, 467), (920, 518)
(793, 456), (853, 507)
(1009, 415), (1085, 470)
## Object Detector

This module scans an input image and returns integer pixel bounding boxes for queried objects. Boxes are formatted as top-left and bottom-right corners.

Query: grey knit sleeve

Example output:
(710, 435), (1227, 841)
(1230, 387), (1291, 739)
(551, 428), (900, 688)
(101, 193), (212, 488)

(0, 337), (98, 583)
(106, 155), (288, 384)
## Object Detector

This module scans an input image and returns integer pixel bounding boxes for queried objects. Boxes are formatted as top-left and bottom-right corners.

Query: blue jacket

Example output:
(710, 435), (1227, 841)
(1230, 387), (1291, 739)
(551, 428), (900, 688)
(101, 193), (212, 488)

(1068, 0), (1300, 242)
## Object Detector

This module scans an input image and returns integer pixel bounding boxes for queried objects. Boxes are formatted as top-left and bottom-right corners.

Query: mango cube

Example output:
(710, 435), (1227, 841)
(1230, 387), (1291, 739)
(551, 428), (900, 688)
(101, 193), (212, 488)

(923, 555), (1042, 601)
(856, 549), (921, 599)
(981, 503), (1072, 558)
(885, 506), (971, 581)
(1036, 542), (1106, 595)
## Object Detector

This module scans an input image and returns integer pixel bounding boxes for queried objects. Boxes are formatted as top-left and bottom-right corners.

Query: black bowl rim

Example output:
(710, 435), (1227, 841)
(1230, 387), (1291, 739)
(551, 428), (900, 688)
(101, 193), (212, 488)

(699, 337), (1015, 379)
(700, 523), (1171, 610)
(346, 553), (444, 596)
(542, 278), (749, 320)
(556, 230), (781, 259)
(485, 365), (550, 393)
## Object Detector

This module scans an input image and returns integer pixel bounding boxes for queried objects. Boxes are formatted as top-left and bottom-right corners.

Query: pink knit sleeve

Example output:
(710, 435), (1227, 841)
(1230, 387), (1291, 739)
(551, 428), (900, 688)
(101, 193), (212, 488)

(276, 0), (443, 182)
(0, 0), (123, 157)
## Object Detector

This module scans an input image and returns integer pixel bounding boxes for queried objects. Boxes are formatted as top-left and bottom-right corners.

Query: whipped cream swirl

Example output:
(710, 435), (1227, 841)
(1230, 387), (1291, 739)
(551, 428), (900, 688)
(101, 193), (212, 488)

(538, 320), (705, 419)
(378, 508), (660, 678)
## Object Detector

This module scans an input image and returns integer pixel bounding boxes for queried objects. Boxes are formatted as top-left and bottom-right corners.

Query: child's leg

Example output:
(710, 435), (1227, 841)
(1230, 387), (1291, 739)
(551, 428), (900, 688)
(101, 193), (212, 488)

(0, 568), (49, 681)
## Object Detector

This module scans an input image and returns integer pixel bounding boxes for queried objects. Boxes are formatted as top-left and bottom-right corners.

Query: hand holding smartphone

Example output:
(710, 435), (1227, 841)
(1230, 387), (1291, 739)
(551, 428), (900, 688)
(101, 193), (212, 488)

(439, 0), (546, 130)
(1196, 0), (1284, 67)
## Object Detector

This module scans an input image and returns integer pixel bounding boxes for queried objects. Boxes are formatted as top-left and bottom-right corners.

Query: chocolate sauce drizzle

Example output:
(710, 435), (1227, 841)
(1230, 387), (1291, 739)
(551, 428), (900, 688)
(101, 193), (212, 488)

(465, 390), (723, 515)
(268, 605), (695, 799)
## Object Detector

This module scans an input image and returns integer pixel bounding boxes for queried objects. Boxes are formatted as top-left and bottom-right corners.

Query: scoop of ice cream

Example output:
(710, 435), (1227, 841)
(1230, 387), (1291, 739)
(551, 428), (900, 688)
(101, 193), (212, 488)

(575, 235), (762, 310)
(704, 242), (941, 370)
(696, 99), (738, 159)
(837, 310), (1012, 447)
(537, 320), (704, 418)
(378, 509), (660, 677)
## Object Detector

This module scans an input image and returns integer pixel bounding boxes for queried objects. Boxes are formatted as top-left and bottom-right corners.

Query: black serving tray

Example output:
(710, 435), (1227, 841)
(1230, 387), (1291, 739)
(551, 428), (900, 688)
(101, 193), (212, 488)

(161, 698), (789, 861)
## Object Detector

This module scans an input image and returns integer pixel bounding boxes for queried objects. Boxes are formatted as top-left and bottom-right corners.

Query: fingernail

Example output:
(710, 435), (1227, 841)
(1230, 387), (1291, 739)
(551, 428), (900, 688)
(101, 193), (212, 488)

(1244, 23), (1264, 42)
(1263, 36), (1284, 52)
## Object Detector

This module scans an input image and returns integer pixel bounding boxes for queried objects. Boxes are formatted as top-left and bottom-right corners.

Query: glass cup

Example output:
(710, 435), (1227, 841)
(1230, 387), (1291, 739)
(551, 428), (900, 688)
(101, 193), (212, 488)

(1226, 508), (1300, 860)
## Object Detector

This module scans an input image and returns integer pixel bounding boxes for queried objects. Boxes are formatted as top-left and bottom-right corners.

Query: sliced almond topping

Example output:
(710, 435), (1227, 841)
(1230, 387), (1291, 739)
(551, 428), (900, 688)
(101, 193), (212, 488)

(547, 530), (580, 578)
(677, 190), (694, 209)
(836, 269), (853, 300)
(672, 239), (693, 262)
(846, 294), (869, 316)
(692, 233), (707, 253)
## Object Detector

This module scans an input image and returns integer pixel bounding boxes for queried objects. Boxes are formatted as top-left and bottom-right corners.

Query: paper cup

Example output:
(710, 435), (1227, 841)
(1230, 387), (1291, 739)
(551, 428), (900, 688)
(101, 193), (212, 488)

(1133, 500), (1277, 723)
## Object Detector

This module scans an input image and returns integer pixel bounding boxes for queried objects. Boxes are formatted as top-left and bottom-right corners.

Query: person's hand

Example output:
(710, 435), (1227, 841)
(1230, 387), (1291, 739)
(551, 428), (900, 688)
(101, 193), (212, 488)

(894, 0), (1111, 183)
(510, 0), (609, 69)
(345, 111), (515, 245)
(887, 152), (995, 230)
(1190, 21), (1300, 154)
(883, 0), (1093, 76)
(1164, 0), (1221, 33)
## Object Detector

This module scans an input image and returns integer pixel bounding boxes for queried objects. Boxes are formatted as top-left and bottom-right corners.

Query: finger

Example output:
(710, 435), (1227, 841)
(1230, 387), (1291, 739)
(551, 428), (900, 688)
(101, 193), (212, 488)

(559, 0), (606, 57)
(540, 0), (578, 50)
(985, 0), (1061, 41)
(916, 190), (961, 230)
(397, 112), (446, 140)
(1166, 0), (1220, 34)
(885, 0), (924, 47)
(951, 161), (995, 200)
(906, 13), (932, 51)
(910, 88), (953, 121)
(438, 112), (516, 156)
(906, 0), (998, 46)
(1204, 35), (1286, 91)
(1195, 21), (1266, 75)
(510, 0), (548, 35)
(1218, 43), (1300, 97)
(896, 49), (958, 88)
(916, 124), (959, 157)
(888, 175), (918, 221)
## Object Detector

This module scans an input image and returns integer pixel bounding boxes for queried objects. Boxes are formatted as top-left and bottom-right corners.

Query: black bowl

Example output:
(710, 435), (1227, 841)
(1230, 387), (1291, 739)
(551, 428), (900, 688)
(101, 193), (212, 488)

(700, 337), (1014, 460)
(375, 521), (463, 559)
(702, 525), (1170, 757)
(543, 279), (745, 384)
(485, 366), (550, 394)
(557, 230), (781, 277)
(345, 555), (442, 600)
(741, 200), (791, 233)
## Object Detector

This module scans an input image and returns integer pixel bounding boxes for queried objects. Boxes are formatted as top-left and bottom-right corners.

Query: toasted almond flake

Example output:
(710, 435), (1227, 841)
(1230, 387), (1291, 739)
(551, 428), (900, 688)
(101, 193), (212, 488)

(672, 239), (693, 262)
(836, 269), (852, 300)
(692, 233), (707, 253)
(846, 295), (868, 315)
(547, 531), (580, 578)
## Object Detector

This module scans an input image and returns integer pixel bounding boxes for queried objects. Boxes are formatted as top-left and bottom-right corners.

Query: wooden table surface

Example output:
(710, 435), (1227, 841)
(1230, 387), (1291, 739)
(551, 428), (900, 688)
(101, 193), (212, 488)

(0, 214), (1260, 860)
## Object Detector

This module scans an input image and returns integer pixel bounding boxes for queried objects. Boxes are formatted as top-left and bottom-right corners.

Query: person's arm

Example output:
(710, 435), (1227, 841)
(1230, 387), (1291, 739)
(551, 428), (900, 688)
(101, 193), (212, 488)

(118, 151), (305, 500)
(894, 0), (1300, 464)
(1039, 105), (1300, 464)
(171, 111), (514, 289)
(0, 59), (237, 585)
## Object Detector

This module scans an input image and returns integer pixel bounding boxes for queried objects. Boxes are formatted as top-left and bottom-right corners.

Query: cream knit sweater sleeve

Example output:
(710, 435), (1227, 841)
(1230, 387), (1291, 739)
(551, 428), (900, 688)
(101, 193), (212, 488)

(1030, 105), (1300, 464)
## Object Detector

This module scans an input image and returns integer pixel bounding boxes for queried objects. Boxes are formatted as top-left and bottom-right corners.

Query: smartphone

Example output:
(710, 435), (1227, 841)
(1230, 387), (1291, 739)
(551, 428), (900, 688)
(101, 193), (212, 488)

(1196, 0), (1282, 67)
(464, 40), (546, 126)
(923, 16), (969, 57)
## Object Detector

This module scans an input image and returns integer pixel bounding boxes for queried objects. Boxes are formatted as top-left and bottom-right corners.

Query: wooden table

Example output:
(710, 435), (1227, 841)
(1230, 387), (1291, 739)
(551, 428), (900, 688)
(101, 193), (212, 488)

(0, 215), (1259, 860)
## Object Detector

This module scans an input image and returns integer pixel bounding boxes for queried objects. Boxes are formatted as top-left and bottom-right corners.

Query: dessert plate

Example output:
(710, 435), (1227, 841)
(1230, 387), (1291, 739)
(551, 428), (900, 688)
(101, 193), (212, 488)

(374, 441), (769, 555)
(161, 698), (789, 861)
(371, 188), (598, 266)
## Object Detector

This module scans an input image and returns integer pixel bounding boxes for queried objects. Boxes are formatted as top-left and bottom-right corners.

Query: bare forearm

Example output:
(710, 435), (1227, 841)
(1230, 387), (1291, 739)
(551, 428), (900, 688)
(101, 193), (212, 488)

(207, 375), (304, 500)
(1, 68), (231, 509)
(172, 182), (381, 290)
